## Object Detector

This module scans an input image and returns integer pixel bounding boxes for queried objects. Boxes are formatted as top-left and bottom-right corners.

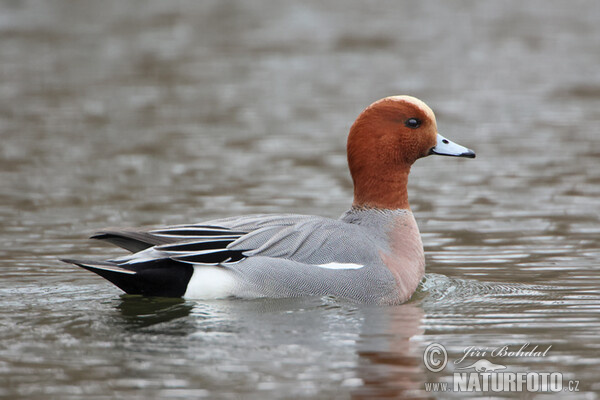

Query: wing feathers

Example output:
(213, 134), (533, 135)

(155, 239), (237, 253)
(92, 225), (247, 253)
(65, 215), (368, 298)
(91, 231), (168, 252)
(150, 226), (247, 237)
(172, 249), (246, 265)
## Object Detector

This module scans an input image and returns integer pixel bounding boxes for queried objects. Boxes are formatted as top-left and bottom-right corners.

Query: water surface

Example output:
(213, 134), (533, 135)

(1, 1), (600, 398)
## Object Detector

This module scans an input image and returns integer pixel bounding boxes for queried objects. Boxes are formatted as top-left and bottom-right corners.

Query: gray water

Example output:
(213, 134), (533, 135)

(1, 1), (600, 399)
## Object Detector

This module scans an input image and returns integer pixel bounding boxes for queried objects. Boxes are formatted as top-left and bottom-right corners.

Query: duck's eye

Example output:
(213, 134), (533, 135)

(405, 118), (421, 129)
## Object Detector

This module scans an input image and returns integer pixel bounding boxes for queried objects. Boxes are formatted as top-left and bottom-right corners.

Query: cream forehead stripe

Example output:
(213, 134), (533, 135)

(386, 95), (436, 124)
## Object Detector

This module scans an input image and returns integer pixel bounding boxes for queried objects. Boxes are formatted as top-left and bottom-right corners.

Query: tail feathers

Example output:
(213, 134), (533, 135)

(62, 258), (137, 274)
(62, 258), (193, 297)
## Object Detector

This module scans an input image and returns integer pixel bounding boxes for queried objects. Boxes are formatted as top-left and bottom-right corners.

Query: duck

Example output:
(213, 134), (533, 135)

(62, 96), (475, 305)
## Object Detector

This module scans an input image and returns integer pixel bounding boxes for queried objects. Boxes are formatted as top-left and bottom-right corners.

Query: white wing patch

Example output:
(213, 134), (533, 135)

(315, 262), (364, 270)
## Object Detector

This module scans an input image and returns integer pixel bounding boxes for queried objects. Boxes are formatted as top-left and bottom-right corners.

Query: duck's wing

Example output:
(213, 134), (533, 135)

(86, 213), (347, 266)
(91, 214), (313, 253)
(63, 213), (392, 300)
(226, 217), (375, 264)
(91, 225), (245, 253)
(62, 214), (328, 296)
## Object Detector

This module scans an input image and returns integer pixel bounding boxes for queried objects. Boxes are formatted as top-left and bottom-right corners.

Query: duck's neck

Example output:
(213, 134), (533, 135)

(352, 168), (411, 210)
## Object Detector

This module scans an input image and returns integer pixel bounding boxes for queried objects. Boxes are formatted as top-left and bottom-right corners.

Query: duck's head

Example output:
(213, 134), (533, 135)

(347, 95), (475, 209)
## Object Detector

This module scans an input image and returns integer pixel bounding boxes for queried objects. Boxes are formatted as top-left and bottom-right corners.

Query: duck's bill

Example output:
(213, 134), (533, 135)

(430, 133), (476, 158)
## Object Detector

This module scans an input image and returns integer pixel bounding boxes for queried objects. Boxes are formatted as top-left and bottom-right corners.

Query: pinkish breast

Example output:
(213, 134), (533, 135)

(380, 211), (425, 303)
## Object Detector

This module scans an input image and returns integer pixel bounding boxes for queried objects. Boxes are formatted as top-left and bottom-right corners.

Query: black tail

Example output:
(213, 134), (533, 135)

(62, 258), (193, 297)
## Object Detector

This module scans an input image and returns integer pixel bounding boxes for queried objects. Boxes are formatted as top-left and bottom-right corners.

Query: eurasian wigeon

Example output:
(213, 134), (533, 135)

(63, 96), (475, 305)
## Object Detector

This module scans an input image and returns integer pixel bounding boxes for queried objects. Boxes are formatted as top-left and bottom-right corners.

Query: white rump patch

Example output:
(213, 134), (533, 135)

(316, 262), (364, 270)
(183, 266), (237, 299)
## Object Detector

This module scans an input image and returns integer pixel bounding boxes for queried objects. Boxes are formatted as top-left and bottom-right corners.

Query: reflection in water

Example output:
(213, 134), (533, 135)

(353, 303), (427, 399)
(116, 295), (194, 330)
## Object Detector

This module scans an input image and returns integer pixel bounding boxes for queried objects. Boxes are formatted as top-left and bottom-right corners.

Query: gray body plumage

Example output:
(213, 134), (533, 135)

(210, 209), (416, 304)
(64, 208), (425, 305)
